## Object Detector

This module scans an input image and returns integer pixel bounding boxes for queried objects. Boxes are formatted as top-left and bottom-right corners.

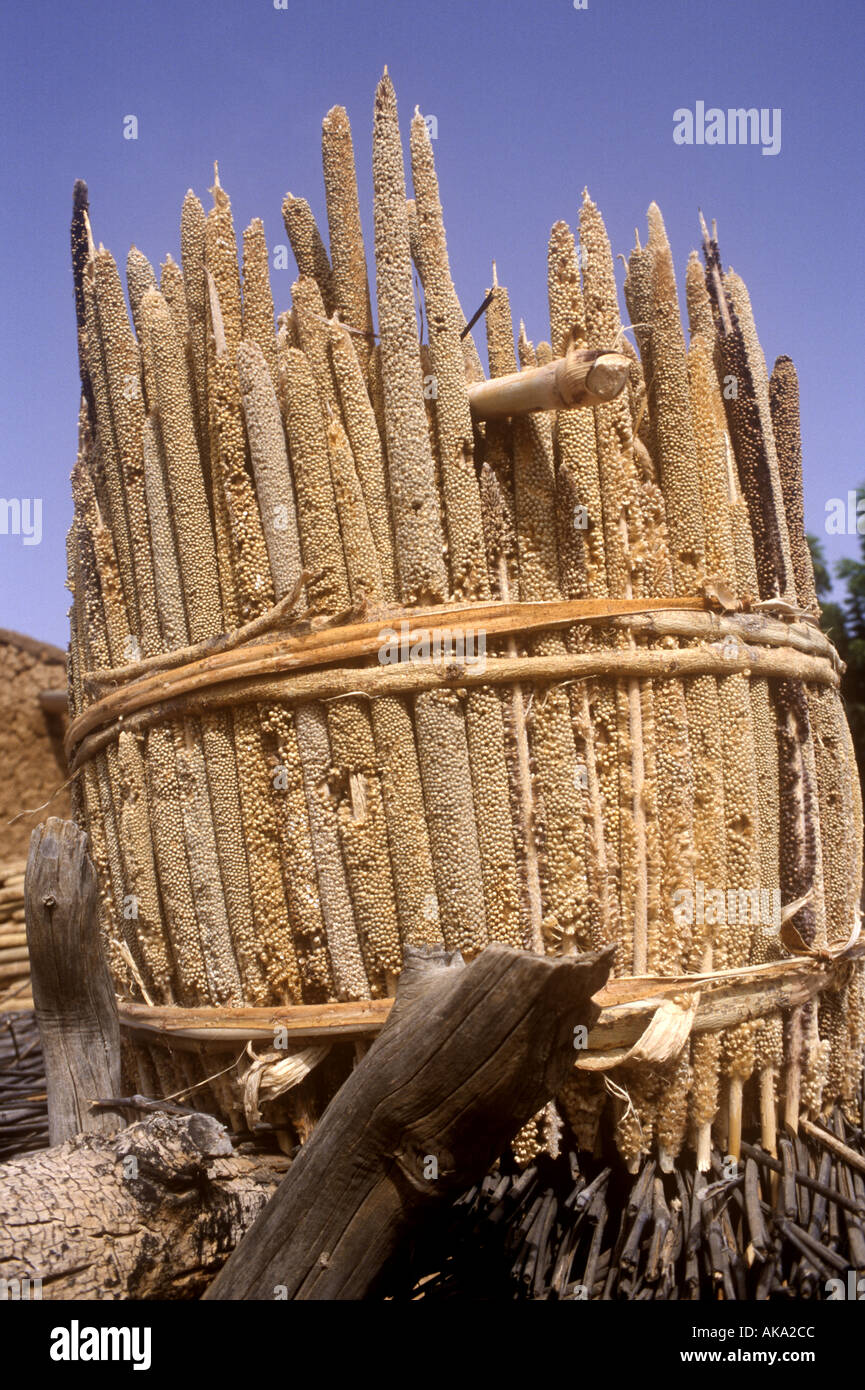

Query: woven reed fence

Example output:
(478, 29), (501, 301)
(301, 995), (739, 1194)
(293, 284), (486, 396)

(64, 73), (863, 1171)
(0, 860), (31, 1012)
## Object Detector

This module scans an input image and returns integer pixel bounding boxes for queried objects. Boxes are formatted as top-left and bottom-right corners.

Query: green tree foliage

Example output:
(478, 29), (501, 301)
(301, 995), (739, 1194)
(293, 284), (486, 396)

(807, 531), (832, 599)
(808, 519), (865, 800)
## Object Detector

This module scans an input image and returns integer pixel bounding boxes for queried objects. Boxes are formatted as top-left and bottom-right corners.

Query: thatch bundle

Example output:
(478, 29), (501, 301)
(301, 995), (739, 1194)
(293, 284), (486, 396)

(64, 72), (863, 1171)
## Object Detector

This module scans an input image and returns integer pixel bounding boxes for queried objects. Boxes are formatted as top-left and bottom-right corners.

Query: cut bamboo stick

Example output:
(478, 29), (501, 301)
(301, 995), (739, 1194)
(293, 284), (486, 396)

(468, 349), (630, 419)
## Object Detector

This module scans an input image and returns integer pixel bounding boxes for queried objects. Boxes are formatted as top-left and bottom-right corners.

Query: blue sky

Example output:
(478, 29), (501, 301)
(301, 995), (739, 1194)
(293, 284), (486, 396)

(1, 0), (862, 645)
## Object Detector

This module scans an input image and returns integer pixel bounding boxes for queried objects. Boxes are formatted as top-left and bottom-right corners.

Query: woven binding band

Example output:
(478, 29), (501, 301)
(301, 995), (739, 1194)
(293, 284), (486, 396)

(67, 594), (842, 772)
(117, 924), (863, 1072)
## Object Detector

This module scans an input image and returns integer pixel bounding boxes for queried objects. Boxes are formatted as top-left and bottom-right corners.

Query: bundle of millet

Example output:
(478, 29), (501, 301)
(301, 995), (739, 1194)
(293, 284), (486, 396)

(65, 71), (862, 1161)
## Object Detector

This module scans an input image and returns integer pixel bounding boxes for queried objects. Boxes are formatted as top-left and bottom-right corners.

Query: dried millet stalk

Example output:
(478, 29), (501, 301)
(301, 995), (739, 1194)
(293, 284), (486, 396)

(479, 463), (544, 952)
(282, 193), (338, 317)
(241, 218), (280, 392)
(369, 72), (488, 956)
(146, 263), (297, 1003)
(550, 481), (626, 958)
(409, 112), (522, 948)
(142, 409), (263, 1005)
(291, 275), (341, 417)
(321, 105), (374, 372)
(180, 190), (211, 475)
(250, 414), (366, 1003)
(206, 274), (274, 621)
(409, 111), (488, 602)
(140, 289), (271, 1003)
(328, 322), (397, 600)
(66, 74), (862, 1148)
(159, 255), (188, 348)
(488, 280), (592, 957)
(321, 367), (441, 952)
(237, 340), (304, 601)
(126, 245), (158, 348)
(71, 471), (145, 993)
(81, 286), (232, 1007)
(139, 287), (223, 640)
(372, 71), (448, 605)
(582, 196), (659, 978)
(701, 228), (794, 602)
(283, 345), (403, 987)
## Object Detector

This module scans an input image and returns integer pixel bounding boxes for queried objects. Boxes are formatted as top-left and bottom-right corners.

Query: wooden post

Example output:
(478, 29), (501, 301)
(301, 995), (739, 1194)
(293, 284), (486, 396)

(25, 816), (122, 1143)
(205, 941), (614, 1300)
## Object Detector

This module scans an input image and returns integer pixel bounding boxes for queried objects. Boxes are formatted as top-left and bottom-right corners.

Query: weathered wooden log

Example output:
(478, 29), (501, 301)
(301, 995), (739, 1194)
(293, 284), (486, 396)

(467, 348), (630, 418)
(0, 1112), (285, 1298)
(205, 940), (614, 1300)
(25, 817), (122, 1144)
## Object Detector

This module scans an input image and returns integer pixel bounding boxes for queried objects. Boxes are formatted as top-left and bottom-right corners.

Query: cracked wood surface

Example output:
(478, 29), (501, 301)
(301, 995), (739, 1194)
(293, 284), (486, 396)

(0, 1111), (285, 1298)
(205, 941), (614, 1300)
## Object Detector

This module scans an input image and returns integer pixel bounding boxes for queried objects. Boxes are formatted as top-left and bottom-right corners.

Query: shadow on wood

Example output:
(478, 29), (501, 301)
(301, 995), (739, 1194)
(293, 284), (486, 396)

(205, 940), (615, 1300)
